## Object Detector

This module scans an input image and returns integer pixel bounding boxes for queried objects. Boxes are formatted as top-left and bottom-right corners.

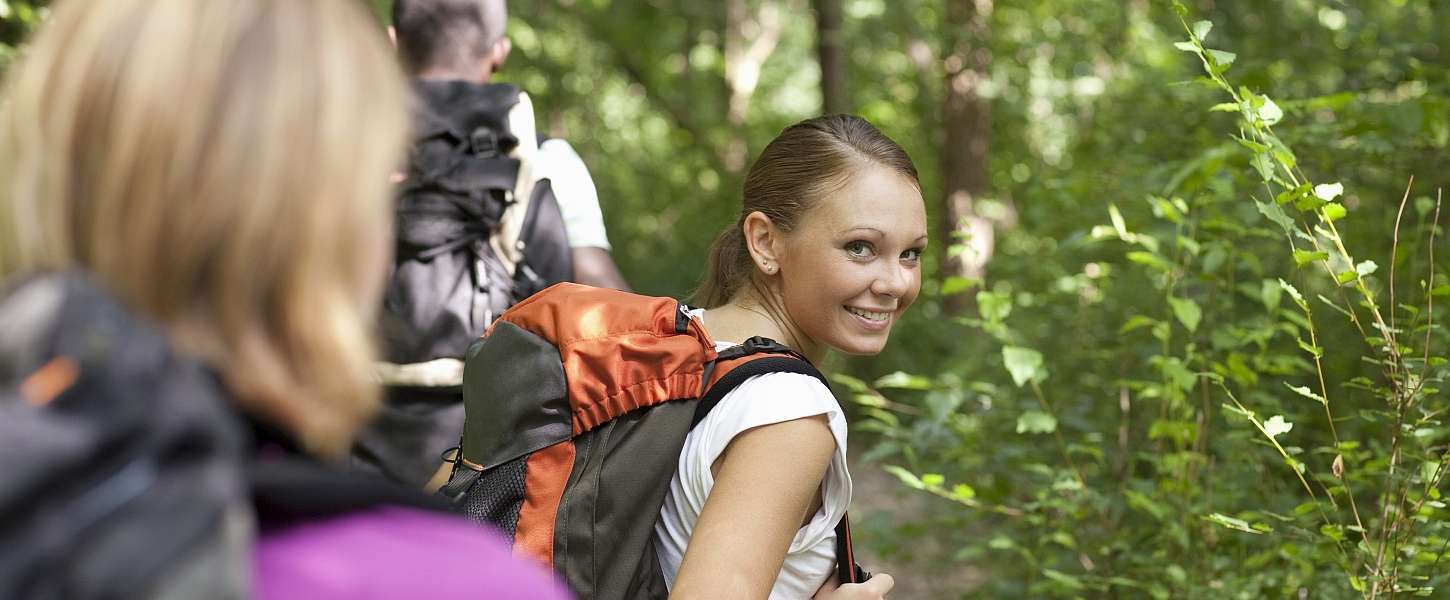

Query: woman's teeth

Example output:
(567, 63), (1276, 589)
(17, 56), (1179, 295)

(846, 307), (889, 322)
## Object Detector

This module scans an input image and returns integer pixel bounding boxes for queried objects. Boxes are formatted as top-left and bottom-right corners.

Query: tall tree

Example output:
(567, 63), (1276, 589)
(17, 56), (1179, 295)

(723, 0), (783, 171)
(813, 0), (847, 114)
(939, 0), (994, 299)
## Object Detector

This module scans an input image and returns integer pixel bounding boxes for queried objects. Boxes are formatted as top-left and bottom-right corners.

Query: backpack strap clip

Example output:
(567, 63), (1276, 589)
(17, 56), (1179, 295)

(714, 336), (804, 362)
(469, 126), (501, 158)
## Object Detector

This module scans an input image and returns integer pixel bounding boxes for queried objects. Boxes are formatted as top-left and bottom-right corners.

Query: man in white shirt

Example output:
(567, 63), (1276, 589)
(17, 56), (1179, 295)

(392, 0), (630, 291)
(356, 0), (630, 489)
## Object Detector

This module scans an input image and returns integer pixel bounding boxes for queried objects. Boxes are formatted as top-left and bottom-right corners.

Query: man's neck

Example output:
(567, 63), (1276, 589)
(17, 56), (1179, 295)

(412, 67), (490, 85)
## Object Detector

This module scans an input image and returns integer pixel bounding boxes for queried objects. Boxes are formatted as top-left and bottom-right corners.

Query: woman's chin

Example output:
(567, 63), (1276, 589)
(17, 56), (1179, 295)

(827, 335), (890, 357)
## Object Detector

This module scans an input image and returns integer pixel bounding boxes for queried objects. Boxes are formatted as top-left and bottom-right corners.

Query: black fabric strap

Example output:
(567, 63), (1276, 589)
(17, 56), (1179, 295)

(250, 457), (450, 526)
(690, 355), (825, 428)
(835, 512), (869, 584)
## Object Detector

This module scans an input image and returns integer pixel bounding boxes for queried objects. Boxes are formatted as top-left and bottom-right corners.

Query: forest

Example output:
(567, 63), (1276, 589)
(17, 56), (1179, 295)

(5, 0), (1449, 597)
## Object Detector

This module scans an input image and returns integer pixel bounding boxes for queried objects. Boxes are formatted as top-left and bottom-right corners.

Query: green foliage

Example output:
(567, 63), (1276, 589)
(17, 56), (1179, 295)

(0, 0), (48, 76)
(855, 2), (1449, 596)
(3, 0), (1448, 597)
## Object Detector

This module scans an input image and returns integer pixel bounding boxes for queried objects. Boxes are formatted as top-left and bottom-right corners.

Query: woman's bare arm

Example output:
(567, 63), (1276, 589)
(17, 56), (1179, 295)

(668, 415), (835, 599)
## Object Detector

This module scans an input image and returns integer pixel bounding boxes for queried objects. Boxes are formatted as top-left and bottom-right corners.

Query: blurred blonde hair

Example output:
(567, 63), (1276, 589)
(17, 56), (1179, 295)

(0, 0), (409, 456)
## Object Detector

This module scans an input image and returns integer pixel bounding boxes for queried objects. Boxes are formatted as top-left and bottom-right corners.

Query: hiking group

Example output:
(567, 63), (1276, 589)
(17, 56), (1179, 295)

(0, 1), (923, 599)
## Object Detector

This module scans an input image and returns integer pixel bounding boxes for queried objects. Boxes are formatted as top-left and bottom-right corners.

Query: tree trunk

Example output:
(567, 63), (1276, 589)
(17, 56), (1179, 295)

(940, 0), (994, 310)
(813, 0), (848, 114)
(723, 0), (783, 172)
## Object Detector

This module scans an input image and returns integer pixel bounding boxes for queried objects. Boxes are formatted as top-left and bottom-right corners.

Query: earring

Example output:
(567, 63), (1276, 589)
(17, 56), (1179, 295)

(763, 263), (777, 274)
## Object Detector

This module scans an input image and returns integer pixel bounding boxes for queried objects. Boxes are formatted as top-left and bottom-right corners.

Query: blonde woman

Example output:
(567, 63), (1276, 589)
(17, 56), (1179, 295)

(0, 0), (567, 597)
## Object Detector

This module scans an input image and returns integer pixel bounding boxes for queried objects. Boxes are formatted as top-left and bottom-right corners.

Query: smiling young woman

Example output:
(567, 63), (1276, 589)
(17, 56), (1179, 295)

(657, 115), (924, 599)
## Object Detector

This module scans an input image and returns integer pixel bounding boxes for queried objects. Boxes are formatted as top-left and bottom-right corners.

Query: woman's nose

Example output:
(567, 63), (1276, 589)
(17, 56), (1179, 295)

(871, 263), (911, 298)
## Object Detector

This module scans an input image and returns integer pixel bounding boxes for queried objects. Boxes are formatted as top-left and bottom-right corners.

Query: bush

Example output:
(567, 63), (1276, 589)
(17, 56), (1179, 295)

(859, 5), (1449, 597)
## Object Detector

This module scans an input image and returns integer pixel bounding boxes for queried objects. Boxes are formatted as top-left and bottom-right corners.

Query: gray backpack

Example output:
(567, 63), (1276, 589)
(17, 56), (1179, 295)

(0, 272), (250, 599)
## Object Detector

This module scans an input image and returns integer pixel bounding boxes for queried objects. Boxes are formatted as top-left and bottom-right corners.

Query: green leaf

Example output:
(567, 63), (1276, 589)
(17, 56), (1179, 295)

(1205, 513), (1265, 534)
(951, 483), (976, 501)
(829, 373), (869, 393)
(1120, 315), (1160, 334)
(977, 290), (1012, 322)
(1208, 102), (1239, 113)
(1259, 279), (1282, 310)
(1002, 346), (1045, 387)
(1108, 203), (1129, 238)
(1293, 192), (1326, 212)
(1263, 415), (1294, 438)
(1126, 251), (1173, 271)
(1336, 270), (1358, 285)
(1321, 202), (1347, 222)
(1016, 410), (1058, 434)
(920, 473), (945, 487)
(1296, 339), (1323, 358)
(1249, 152), (1275, 182)
(1206, 49), (1237, 68)
(1042, 569), (1085, 590)
(1255, 199), (1295, 232)
(873, 371), (933, 390)
(1314, 182), (1345, 202)
(1286, 383), (1327, 405)
(1355, 260), (1378, 276)
(852, 393), (886, 408)
(1278, 279), (1307, 307)
(1191, 20), (1213, 40)
(1168, 297), (1202, 332)
(882, 465), (923, 489)
(940, 276), (974, 296)
(1173, 41), (1198, 53)
(1293, 250), (1328, 266)
(1257, 96), (1283, 125)
(1236, 137), (1269, 153)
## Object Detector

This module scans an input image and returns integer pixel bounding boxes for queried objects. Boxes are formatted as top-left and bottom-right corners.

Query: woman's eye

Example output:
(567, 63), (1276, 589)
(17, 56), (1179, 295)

(902, 248), (923, 264)
(845, 241), (873, 258)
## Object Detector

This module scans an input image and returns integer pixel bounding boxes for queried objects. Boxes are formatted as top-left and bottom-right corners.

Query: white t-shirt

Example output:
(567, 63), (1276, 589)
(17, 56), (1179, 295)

(653, 339), (853, 599)
(535, 138), (611, 250)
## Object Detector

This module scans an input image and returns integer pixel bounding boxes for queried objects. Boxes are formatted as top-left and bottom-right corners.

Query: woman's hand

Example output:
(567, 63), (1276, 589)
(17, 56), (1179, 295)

(813, 572), (895, 599)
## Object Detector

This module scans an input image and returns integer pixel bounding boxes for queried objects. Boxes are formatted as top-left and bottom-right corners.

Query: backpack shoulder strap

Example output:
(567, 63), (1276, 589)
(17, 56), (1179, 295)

(692, 339), (825, 428)
(489, 91), (541, 276)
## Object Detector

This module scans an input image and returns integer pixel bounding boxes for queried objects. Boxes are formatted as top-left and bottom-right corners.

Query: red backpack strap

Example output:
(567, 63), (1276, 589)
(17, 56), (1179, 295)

(691, 339), (870, 586)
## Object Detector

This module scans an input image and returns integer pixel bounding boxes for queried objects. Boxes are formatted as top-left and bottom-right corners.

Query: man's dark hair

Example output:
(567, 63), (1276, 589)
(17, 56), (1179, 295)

(392, 0), (507, 75)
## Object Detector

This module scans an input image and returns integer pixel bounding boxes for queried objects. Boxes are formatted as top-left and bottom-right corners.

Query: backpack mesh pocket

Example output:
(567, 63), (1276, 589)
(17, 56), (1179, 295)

(460, 452), (530, 539)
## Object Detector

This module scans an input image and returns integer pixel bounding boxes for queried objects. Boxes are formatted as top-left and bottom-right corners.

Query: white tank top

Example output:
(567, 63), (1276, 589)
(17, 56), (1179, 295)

(652, 339), (853, 599)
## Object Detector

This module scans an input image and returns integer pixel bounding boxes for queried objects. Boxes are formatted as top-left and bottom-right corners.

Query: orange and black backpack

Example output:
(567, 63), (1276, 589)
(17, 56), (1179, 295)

(438, 283), (866, 598)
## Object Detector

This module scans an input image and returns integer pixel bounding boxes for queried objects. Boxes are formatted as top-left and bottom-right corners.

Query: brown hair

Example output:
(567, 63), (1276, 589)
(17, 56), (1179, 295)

(0, 0), (409, 457)
(694, 114), (920, 308)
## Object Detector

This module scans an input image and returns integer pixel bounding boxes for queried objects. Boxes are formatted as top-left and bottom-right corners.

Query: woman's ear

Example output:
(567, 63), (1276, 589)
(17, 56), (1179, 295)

(741, 211), (782, 276)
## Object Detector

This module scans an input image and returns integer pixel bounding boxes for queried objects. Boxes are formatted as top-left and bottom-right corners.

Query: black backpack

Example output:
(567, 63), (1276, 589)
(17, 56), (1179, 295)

(356, 81), (575, 487)
(0, 271), (250, 600)
(0, 272), (459, 599)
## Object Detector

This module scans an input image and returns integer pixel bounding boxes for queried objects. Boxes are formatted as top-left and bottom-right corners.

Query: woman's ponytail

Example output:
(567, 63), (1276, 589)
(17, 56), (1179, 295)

(693, 223), (749, 308)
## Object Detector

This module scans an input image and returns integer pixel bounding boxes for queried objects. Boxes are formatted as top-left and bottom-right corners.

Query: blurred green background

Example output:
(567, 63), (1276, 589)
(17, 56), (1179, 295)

(6, 0), (1450, 596)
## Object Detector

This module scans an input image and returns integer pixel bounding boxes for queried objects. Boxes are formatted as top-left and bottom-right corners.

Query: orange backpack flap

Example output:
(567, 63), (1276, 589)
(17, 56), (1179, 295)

(442, 284), (866, 598)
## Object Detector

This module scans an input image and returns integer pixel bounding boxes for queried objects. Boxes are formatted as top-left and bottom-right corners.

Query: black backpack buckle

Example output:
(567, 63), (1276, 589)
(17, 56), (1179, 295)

(469, 127), (500, 157)
(715, 336), (805, 362)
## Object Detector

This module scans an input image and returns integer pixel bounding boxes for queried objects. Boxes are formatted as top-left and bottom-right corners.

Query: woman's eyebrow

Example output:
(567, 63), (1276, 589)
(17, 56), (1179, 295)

(839, 227), (886, 236)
